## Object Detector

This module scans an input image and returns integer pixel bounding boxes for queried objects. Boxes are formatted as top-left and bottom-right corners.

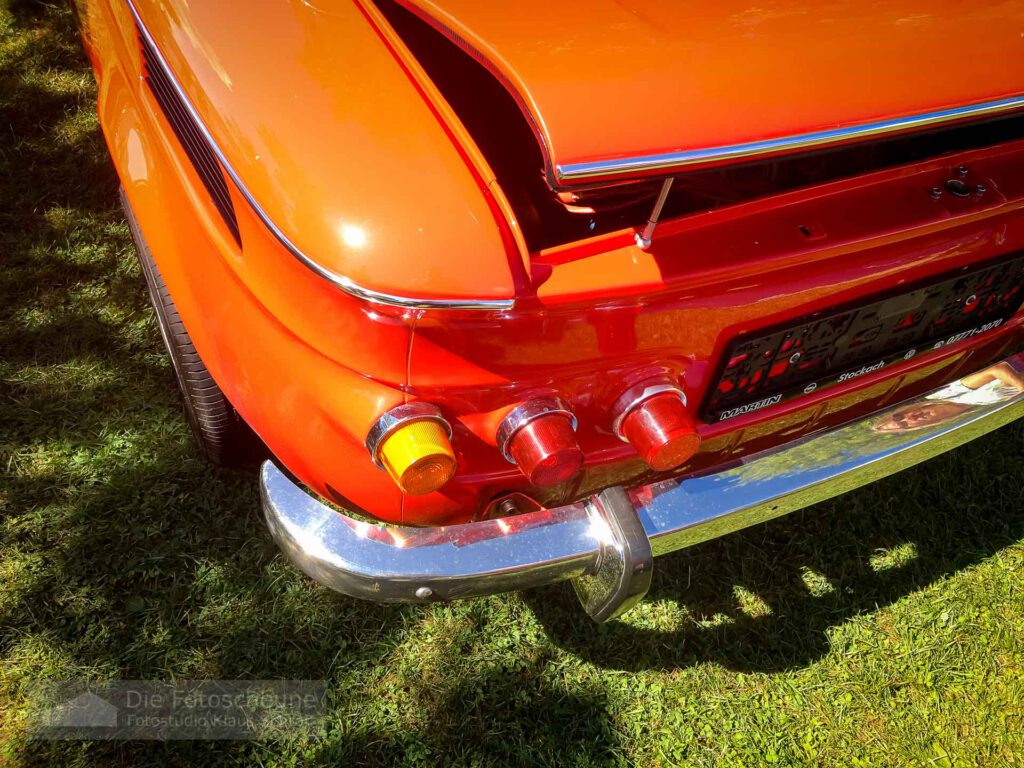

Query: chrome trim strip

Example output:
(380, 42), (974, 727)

(557, 95), (1024, 183)
(262, 352), (1024, 619)
(124, 0), (514, 311)
(639, 359), (1024, 557)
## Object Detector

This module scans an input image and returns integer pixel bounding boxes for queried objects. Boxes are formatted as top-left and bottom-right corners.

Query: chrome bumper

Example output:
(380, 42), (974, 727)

(261, 352), (1024, 621)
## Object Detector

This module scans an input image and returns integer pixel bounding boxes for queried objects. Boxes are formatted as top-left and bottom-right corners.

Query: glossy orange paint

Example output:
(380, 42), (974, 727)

(401, 0), (1024, 185)
(81, 0), (412, 520)
(76, 0), (1024, 526)
(130, 0), (520, 304)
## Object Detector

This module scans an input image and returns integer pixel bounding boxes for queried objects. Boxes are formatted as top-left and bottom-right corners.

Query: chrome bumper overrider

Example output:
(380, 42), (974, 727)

(261, 353), (1024, 622)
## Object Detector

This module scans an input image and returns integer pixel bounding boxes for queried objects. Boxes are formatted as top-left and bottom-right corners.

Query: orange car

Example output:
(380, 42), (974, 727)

(75, 0), (1024, 619)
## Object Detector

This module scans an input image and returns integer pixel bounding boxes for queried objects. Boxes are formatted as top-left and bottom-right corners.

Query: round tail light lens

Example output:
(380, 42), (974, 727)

(379, 421), (456, 495)
(498, 398), (584, 487)
(367, 404), (456, 495)
(613, 385), (700, 471)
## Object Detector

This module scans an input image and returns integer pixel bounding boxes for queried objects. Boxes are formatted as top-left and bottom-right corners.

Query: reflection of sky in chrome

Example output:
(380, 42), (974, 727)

(635, 361), (1024, 549)
(637, 395), (1010, 543)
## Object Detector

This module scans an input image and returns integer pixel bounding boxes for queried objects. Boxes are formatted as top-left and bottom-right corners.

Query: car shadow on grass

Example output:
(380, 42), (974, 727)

(523, 423), (1024, 672)
(305, 664), (623, 766)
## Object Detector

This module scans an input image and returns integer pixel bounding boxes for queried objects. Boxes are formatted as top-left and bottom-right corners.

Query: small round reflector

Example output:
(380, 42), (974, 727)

(614, 385), (700, 471)
(498, 397), (584, 488)
(366, 404), (456, 495)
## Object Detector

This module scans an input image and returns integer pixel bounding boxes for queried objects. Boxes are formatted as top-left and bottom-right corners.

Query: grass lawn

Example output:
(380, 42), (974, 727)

(2, 2), (1024, 765)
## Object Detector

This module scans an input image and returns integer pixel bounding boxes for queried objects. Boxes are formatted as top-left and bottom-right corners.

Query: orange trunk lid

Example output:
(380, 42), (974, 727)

(402, 0), (1024, 186)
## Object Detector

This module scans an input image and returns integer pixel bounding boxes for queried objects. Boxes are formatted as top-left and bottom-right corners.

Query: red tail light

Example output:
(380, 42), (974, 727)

(613, 384), (700, 471)
(498, 398), (584, 487)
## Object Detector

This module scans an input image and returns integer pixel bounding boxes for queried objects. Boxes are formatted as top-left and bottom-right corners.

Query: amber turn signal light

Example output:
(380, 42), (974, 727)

(498, 397), (584, 488)
(366, 404), (456, 495)
(612, 384), (700, 471)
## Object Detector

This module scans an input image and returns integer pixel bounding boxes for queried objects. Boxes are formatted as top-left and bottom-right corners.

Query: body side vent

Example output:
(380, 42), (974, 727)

(137, 27), (241, 244)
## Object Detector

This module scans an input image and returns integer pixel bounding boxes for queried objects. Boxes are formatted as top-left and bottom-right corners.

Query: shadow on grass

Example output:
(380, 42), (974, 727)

(302, 665), (622, 766)
(3, 1), (1024, 765)
(525, 426), (1024, 672)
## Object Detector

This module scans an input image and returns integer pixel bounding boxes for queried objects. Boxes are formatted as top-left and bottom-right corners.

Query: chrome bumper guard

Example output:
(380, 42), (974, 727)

(261, 353), (1024, 622)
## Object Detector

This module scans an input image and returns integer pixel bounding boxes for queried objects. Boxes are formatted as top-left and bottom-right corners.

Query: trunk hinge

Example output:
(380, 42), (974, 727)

(635, 177), (674, 250)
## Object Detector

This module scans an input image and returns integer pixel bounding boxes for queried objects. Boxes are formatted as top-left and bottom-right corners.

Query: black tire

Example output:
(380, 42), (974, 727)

(121, 188), (262, 467)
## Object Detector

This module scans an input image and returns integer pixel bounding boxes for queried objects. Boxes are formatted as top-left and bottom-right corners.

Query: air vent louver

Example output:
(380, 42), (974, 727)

(138, 27), (241, 244)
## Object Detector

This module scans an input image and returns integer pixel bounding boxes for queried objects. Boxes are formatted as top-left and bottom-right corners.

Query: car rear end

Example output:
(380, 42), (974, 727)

(369, 0), (1024, 525)
(79, 0), (1024, 619)
(267, 2), (1024, 617)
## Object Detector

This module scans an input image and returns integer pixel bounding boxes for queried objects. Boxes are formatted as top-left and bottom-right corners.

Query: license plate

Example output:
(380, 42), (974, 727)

(702, 253), (1024, 423)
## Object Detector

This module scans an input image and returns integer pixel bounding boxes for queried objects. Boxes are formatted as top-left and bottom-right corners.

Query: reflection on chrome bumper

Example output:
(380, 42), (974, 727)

(261, 353), (1024, 622)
